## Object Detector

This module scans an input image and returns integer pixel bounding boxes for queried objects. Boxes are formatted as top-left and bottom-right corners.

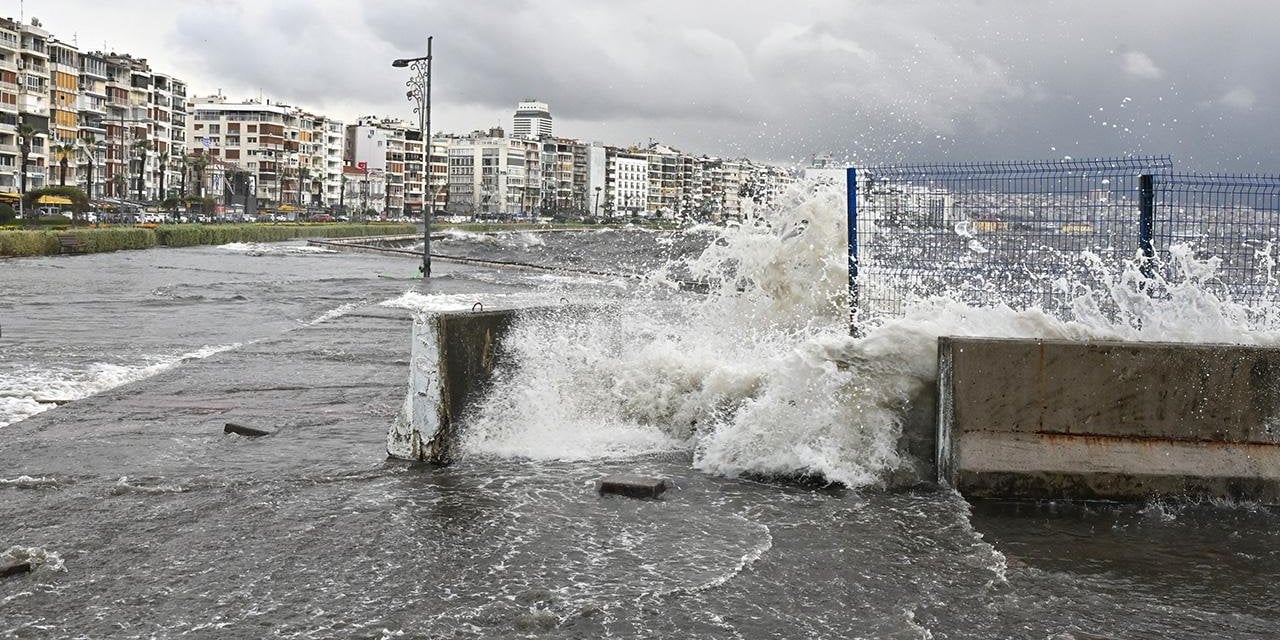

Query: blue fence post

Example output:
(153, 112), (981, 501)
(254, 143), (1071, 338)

(1138, 174), (1155, 280)
(846, 167), (860, 336)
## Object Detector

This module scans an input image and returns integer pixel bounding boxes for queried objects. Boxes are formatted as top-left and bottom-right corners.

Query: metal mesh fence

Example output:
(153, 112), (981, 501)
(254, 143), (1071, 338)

(850, 156), (1174, 322)
(1151, 174), (1280, 305)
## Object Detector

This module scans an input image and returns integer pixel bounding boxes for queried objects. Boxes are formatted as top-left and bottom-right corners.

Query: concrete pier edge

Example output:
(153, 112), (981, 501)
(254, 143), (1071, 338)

(937, 336), (1280, 504)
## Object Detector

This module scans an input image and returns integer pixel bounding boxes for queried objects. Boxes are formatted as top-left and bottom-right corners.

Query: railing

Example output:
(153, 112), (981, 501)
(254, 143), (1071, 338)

(846, 156), (1174, 325)
(1149, 173), (1280, 306)
(846, 157), (1280, 330)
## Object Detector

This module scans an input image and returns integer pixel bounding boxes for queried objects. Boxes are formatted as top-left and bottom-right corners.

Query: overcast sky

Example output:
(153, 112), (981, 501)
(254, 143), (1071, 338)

(19, 0), (1280, 171)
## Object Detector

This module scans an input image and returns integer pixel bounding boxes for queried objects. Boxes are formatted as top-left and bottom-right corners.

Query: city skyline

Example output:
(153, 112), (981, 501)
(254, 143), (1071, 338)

(13, 0), (1280, 171)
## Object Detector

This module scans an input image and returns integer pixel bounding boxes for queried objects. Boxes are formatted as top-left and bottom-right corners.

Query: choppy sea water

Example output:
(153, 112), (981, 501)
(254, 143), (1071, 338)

(2, 188), (1279, 638)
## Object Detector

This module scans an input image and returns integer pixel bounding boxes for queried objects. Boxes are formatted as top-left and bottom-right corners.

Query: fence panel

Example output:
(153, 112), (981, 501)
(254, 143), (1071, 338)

(849, 156), (1174, 323)
(1152, 174), (1280, 307)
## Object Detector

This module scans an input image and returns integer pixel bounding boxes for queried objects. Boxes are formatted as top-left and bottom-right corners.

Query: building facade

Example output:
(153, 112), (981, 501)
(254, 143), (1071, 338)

(512, 100), (551, 140)
(187, 95), (344, 213)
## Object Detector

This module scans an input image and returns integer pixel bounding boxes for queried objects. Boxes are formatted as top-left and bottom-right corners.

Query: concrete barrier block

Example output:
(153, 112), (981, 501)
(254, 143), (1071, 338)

(387, 309), (520, 464)
(224, 422), (271, 437)
(1, 561), (32, 578)
(938, 337), (1280, 504)
(598, 475), (670, 499)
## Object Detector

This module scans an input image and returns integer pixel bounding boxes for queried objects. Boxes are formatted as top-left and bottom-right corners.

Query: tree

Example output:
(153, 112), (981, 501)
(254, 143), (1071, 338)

(52, 141), (77, 187)
(112, 173), (126, 198)
(17, 123), (37, 198)
(280, 166), (295, 208)
(296, 166), (312, 207)
(188, 154), (209, 198)
(132, 138), (150, 202)
(156, 151), (172, 221)
(22, 186), (88, 219)
(79, 140), (99, 203)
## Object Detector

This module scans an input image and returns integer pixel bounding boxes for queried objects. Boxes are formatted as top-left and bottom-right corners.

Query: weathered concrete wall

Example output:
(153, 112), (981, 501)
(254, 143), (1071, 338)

(387, 309), (517, 464)
(937, 337), (1280, 503)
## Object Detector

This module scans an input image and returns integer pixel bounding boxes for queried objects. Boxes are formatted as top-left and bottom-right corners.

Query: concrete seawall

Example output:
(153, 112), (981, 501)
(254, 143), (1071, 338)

(937, 337), (1280, 503)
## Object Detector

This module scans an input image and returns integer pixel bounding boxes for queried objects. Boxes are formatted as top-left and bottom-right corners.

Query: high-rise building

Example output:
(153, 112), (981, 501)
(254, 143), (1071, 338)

(605, 148), (648, 218)
(46, 38), (78, 184)
(512, 100), (552, 140)
(14, 18), (51, 194)
(444, 127), (538, 218)
(0, 20), (24, 195)
(76, 51), (109, 199)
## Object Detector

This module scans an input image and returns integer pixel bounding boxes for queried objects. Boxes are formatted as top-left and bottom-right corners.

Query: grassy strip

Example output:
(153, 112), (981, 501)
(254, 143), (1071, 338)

(0, 224), (416, 257)
(155, 223), (415, 247)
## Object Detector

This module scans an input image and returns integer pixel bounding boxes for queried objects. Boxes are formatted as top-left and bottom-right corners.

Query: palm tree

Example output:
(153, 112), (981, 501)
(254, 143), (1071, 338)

(17, 123), (36, 199)
(132, 138), (150, 202)
(156, 151), (170, 217)
(188, 154), (209, 198)
(296, 166), (311, 208)
(313, 175), (324, 209)
(280, 166), (295, 209)
(79, 140), (98, 203)
(52, 141), (77, 187)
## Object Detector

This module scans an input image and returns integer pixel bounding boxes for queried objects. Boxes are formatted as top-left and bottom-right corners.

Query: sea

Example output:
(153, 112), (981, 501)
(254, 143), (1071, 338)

(1, 183), (1278, 639)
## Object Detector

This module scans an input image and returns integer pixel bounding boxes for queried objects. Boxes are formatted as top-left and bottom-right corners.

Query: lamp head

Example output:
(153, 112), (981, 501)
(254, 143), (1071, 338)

(391, 59), (410, 68)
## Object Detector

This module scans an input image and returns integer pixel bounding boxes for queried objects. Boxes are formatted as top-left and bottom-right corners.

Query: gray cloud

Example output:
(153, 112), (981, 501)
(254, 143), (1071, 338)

(25, 0), (1280, 170)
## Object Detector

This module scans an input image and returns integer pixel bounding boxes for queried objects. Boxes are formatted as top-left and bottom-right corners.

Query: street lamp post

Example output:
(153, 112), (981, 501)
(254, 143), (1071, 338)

(393, 36), (433, 278)
(594, 186), (602, 220)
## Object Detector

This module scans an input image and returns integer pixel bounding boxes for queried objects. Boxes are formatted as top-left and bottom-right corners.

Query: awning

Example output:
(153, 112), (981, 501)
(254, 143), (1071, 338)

(278, 204), (301, 211)
(0, 191), (19, 200)
(37, 195), (74, 205)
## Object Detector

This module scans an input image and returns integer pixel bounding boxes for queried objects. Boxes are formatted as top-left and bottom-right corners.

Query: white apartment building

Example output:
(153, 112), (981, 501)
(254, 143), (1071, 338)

(14, 18), (50, 193)
(345, 116), (433, 215)
(445, 128), (533, 218)
(606, 149), (648, 218)
(187, 95), (343, 212)
(0, 20), (24, 195)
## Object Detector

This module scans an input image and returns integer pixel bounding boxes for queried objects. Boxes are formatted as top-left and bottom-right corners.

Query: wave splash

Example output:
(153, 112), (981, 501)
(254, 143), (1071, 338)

(441, 183), (1278, 486)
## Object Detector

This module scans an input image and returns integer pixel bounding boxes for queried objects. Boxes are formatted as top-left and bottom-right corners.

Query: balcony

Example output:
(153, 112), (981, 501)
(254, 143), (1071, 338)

(76, 95), (107, 115)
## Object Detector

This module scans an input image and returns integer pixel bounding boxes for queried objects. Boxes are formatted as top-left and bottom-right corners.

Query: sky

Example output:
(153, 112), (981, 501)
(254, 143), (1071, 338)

(16, 0), (1280, 171)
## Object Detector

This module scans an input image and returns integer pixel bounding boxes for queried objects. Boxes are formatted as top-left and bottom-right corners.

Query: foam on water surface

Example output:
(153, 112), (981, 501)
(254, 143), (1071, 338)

(0, 344), (238, 429)
(218, 242), (337, 255)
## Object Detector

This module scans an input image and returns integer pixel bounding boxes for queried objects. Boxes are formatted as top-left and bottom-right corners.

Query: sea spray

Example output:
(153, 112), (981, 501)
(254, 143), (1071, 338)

(404, 180), (1280, 486)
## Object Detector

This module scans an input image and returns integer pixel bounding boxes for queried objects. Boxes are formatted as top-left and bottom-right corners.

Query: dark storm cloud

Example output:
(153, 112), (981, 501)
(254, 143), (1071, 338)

(36, 0), (1280, 169)
(357, 0), (1280, 169)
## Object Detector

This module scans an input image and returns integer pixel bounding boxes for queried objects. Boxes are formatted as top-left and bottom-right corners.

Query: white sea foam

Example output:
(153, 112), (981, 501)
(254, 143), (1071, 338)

(0, 344), (238, 429)
(440, 182), (1280, 485)
(305, 301), (364, 325)
(0, 475), (62, 489)
(379, 291), (571, 314)
(112, 475), (189, 494)
(0, 546), (66, 573)
(437, 229), (546, 248)
(218, 242), (336, 255)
